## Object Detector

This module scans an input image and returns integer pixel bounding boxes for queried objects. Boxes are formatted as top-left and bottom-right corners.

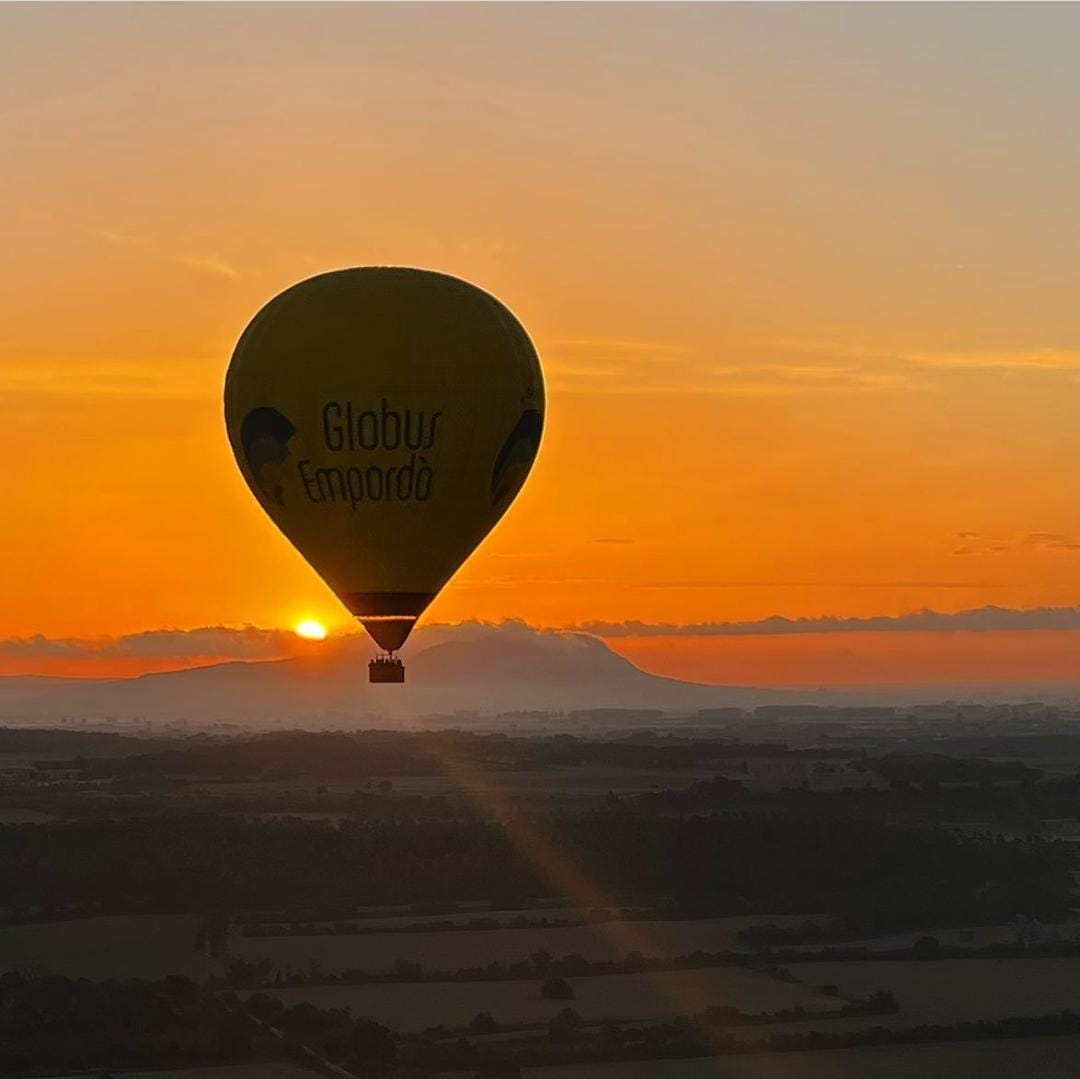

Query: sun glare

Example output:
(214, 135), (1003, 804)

(295, 619), (328, 641)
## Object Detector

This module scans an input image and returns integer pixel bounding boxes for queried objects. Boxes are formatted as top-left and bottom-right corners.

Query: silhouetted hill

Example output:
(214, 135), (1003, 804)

(409, 629), (643, 683)
(0, 624), (789, 724)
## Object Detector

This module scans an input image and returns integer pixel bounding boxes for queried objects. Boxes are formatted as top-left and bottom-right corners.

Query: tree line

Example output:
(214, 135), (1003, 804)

(2, 811), (1071, 933)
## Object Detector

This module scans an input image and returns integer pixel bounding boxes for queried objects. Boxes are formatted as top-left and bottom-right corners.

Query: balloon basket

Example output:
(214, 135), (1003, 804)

(369, 655), (405, 683)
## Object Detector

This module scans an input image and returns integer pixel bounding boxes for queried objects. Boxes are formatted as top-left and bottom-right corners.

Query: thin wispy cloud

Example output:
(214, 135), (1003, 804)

(449, 575), (997, 591)
(0, 360), (209, 399)
(94, 226), (243, 280)
(908, 348), (1080, 372)
(545, 343), (916, 397)
(953, 531), (1080, 556)
(93, 227), (153, 250)
(0, 626), (318, 661)
(575, 605), (1080, 638)
(547, 338), (689, 354)
(764, 337), (1080, 377)
(171, 253), (243, 280)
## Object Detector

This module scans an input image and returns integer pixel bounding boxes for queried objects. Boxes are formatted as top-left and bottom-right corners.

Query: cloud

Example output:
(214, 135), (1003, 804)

(94, 227), (152, 250)
(452, 576), (997, 591)
(0, 621), (581, 667)
(951, 531), (1080, 556)
(94, 226), (243, 280)
(10, 610), (1080, 669)
(574, 605), (1080, 638)
(569, 333), (1080, 397)
(0, 359), (210, 400)
(0, 626), (341, 662)
(548, 338), (689, 354)
(171, 253), (243, 280)
(542, 333), (917, 397)
(764, 337), (1080, 378)
(907, 349), (1080, 372)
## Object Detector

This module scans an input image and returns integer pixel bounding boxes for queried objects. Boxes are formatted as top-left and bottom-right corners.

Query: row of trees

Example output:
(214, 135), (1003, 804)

(35, 728), (851, 781)
(225, 923), (1080, 993)
(216, 947), (862, 990)
(624, 770), (1080, 828)
(242, 908), (637, 936)
(3, 811), (1071, 929)
(410, 1005), (1080, 1072)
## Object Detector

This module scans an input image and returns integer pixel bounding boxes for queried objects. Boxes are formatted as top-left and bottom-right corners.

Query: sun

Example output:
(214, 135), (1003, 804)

(294, 619), (328, 641)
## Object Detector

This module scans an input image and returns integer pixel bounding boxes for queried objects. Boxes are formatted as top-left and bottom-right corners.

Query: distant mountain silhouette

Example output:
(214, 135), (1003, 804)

(0, 623), (791, 724)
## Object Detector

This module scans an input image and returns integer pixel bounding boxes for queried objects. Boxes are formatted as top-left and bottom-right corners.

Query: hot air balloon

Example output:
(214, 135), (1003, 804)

(224, 268), (544, 682)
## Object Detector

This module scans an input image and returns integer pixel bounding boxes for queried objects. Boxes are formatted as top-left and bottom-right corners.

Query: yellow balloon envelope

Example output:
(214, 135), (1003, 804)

(224, 268), (544, 672)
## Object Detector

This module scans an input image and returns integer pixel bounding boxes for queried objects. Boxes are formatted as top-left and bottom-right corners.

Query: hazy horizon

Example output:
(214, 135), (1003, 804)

(8, 618), (1080, 703)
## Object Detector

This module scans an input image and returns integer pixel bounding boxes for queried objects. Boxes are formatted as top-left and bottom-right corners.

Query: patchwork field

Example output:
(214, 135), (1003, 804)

(246, 966), (821, 1032)
(523, 1035), (1080, 1079)
(0, 913), (223, 979)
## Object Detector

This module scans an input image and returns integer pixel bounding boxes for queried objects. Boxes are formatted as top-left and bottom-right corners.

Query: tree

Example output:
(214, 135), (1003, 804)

(470, 1063), (521, 1079)
(469, 1011), (497, 1034)
(529, 948), (553, 974)
(912, 935), (942, 960)
(540, 976), (574, 1000)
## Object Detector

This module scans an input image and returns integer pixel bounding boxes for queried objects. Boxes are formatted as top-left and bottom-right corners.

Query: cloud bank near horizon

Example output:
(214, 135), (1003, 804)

(0, 626), (314, 661)
(5, 605), (1080, 665)
(574, 605), (1080, 638)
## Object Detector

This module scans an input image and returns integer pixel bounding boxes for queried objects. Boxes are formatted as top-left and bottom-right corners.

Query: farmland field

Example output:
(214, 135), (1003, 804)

(523, 1034), (1080, 1079)
(242, 903), (589, 930)
(245, 966), (821, 1032)
(0, 808), (53, 823)
(232, 914), (811, 973)
(121, 1067), (317, 1079)
(0, 913), (223, 979)
(793, 957), (1080, 1024)
(785, 919), (1080, 954)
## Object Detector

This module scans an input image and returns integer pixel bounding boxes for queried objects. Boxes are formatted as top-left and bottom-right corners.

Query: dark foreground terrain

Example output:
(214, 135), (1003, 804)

(5, 707), (1080, 1077)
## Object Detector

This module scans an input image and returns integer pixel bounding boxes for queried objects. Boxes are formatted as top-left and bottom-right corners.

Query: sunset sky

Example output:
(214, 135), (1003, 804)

(5, 4), (1080, 685)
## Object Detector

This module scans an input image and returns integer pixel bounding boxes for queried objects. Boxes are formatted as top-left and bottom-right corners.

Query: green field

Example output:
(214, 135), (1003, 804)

(792, 957), (1080, 1025)
(120, 1068), (316, 1079)
(0, 808), (53, 823)
(523, 1035), (1080, 1079)
(0, 914), (224, 979)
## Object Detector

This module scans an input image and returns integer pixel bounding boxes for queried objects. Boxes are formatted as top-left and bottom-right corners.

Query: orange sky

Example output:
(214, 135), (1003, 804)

(4, 6), (1080, 684)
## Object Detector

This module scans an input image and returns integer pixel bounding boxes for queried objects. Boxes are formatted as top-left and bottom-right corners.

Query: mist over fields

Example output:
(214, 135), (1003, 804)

(4, 622), (1080, 727)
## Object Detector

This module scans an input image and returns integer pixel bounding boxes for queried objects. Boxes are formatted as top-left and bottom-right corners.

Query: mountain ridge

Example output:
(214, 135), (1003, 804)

(0, 624), (788, 723)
